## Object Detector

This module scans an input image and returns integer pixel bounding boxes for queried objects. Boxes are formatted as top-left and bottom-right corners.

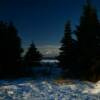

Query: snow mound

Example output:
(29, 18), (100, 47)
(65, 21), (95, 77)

(0, 79), (100, 100)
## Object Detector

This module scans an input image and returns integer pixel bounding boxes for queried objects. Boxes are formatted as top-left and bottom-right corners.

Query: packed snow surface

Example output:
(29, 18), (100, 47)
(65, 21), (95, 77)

(0, 78), (100, 100)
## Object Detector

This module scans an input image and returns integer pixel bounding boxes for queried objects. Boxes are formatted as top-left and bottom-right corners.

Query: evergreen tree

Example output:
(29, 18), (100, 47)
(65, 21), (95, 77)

(0, 21), (23, 77)
(0, 21), (7, 75)
(58, 21), (75, 77)
(96, 22), (100, 57)
(7, 22), (23, 67)
(75, 0), (100, 80)
(23, 42), (42, 68)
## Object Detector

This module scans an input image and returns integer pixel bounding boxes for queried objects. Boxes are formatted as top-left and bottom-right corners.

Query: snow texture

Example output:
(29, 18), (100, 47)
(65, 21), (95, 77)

(0, 78), (100, 100)
(0, 60), (100, 100)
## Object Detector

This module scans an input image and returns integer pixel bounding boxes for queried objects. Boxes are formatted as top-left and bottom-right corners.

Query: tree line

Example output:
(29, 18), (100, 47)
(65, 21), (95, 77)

(0, 21), (42, 78)
(0, 0), (100, 81)
(58, 0), (100, 81)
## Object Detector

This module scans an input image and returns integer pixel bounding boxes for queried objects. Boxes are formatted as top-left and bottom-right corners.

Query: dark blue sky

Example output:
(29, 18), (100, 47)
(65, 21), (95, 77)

(0, 0), (100, 56)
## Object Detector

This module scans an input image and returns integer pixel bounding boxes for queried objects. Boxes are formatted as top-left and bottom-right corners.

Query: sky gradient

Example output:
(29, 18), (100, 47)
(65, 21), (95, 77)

(0, 0), (100, 57)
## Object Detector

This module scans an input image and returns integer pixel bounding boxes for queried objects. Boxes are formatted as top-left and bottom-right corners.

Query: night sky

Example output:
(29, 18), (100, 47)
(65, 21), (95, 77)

(0, 0), (100, 57)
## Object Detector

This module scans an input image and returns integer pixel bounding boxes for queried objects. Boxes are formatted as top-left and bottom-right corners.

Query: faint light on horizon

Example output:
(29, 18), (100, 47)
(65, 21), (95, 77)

(23, 45), (60, 57)
(38, 45), (60, 57)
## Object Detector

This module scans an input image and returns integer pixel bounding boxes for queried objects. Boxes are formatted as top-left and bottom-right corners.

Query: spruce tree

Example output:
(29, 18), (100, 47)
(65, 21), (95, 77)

(23, 42), (42, 68)
(58, 21), (74, 77)
(75, 0), (100, 80)
(0, 21), (7, 75)
(7, 22), (23, 67)
(0, 21), (23, 77)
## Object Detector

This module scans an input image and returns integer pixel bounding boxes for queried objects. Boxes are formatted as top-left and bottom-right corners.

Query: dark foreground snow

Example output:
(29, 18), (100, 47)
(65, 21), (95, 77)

(0, 60), (100, 100)
(0, 78), (100, 100)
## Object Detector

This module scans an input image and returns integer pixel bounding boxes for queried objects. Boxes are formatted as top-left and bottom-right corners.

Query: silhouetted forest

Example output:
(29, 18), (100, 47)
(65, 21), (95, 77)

(0, 0), (100, 82)
(0, 21), (42, 78)
(58, 0), (100, 81)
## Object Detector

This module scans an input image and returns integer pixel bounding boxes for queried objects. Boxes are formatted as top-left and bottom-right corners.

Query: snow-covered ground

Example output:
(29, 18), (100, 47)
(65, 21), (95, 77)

(0, 78), (100, 100)
(0, 60), (100, 100)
